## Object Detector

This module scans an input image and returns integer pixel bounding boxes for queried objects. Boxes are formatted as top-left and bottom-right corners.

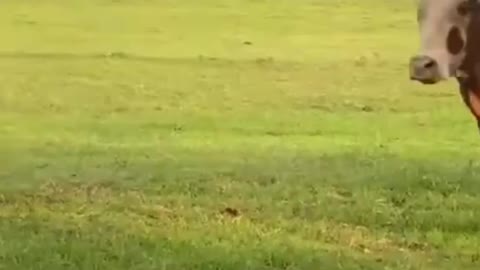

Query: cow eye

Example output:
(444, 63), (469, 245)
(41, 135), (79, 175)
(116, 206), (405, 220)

(458, 1), (472, 16)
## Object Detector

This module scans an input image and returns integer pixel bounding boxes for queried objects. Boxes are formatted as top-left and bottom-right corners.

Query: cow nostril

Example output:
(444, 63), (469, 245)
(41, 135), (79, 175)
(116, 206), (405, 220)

(410, 55), (441, 83)
(423, 59), (436, 69)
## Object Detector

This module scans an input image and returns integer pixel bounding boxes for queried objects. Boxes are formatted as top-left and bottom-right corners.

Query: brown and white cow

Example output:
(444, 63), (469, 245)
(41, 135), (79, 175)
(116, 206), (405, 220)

(409, 0), (480, 130)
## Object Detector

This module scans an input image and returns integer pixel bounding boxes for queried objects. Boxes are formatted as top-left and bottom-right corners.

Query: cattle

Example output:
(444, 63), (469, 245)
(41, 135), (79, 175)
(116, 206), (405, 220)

(409, 0), (480, 131)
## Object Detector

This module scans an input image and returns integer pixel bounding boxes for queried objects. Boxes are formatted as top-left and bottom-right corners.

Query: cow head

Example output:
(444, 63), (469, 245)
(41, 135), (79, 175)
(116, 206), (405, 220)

(410, 0), (480, 84)
(410, 0), (480, 131)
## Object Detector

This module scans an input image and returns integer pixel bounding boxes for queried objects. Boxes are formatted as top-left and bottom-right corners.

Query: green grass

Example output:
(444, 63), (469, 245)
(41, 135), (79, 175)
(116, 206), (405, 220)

(1, 0), (480, 269)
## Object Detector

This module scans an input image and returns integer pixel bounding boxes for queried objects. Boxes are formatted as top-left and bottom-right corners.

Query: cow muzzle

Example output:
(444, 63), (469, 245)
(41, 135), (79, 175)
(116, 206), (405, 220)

(409, 55), (442, 84)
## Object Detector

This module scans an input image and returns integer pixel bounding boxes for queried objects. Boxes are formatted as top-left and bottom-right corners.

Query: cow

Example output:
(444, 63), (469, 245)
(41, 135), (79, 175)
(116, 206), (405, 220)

(409, 0), (480, 131)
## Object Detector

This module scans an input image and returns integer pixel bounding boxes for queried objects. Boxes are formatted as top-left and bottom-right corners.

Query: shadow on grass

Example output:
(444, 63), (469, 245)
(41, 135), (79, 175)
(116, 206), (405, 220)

(0, 170), (479, 269)
(2, 149), (480, 255)
(0, 217), (408, 270)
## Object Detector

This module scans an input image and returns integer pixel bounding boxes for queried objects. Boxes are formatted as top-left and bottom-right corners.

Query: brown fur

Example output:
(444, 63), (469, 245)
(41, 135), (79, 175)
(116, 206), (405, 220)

(457, 7), (480, 130)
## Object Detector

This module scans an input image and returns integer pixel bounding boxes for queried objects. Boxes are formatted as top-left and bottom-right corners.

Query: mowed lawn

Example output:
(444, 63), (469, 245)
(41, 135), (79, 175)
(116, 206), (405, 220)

(1, 0), (480, 269)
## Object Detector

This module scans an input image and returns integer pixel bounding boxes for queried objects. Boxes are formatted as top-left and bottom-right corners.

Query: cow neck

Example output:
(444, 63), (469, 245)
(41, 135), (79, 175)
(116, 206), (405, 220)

(456, 13), (480, 128)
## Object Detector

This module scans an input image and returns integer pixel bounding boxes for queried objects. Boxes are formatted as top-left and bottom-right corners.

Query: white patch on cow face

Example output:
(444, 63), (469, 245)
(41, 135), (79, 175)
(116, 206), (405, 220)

(417, 0), (472, 79)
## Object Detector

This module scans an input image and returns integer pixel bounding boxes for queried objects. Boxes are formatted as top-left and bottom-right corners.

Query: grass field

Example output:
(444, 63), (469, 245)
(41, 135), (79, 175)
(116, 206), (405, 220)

(2, 0), (480, 269)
